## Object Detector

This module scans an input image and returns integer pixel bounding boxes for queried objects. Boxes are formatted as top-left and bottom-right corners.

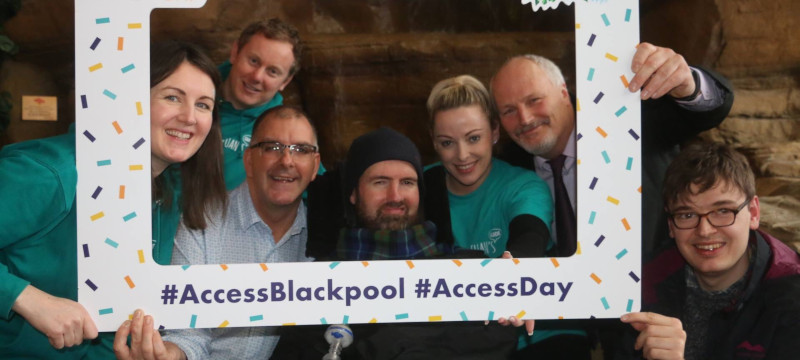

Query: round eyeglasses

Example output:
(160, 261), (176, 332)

(667, 200), (750, 230)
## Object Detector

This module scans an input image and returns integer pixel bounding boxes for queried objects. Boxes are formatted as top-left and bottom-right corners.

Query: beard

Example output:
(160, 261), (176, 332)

(514, 122), (558, 157)
(355, 199), (421, 231)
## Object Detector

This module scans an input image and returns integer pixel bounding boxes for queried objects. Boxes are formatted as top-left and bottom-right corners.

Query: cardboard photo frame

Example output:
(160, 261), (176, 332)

(76, 0), (641, 331)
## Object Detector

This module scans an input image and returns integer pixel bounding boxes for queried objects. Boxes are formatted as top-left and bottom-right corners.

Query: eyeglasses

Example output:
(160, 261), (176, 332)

(667, 200), (750, 230)
(249, 141), (317, 158)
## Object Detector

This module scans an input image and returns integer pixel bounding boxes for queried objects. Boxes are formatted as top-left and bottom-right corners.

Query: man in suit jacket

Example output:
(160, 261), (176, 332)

(490, 43), (734, 359)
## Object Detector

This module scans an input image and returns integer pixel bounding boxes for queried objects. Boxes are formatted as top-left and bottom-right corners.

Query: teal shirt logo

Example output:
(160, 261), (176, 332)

(489, 228), (502, 242)
(241, 134), (251, 152)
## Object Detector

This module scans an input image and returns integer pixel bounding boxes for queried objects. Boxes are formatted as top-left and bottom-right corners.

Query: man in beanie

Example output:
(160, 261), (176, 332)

(272, 127), (520, 359)
(336, 127), (449, 259)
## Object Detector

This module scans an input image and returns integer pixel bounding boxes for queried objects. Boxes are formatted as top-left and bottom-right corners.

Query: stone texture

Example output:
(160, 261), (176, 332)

(297, 32), (574, 164)
(760, 195), (800, 251)
(714, 0), (800, 77)
(737, 142), (800, 178)
(701, 117), (800, 145)
(640, 0), (723, 66)
(707, 0), (800, 250)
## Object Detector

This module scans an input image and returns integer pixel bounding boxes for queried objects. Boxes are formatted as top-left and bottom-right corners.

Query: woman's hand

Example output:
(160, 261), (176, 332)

(12, 285), (98, 349)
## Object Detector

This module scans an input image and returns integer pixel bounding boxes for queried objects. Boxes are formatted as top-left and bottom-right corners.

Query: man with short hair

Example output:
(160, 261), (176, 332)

(491, 44), (734, 358)
(218, 18), (304, 191)
(491, 44), (733, 259)
(272, 127), (520, 359)
(620, 143), (800, 360)
(113, 105), (319, 360)
(153, 19), (306, 266)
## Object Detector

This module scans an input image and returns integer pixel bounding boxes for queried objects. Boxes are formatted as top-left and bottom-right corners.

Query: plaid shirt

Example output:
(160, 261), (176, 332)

(336, 221), (452, 260)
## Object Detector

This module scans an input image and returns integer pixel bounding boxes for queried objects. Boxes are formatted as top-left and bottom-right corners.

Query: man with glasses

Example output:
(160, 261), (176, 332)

(113, 105), (319, 359)
(618, 143), (800, 360)
(218, 18), (305, 191)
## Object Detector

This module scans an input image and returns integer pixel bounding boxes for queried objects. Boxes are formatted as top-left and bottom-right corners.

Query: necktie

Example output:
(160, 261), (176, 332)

(548, 155), (577, 256)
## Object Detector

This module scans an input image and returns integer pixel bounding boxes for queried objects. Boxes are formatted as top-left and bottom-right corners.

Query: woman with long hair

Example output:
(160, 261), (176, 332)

(0, 40), (226, 358)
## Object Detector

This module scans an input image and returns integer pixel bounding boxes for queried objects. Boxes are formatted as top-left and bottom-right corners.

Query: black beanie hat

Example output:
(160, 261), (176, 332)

(344, 127), (424, 199)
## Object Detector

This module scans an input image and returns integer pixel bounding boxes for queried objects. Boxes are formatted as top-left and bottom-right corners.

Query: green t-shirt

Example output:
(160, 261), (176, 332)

(446, 158), (553, 258)
(0, 130), (115, 358)
(216, 61), (325, 193)
(217, 61), (285, 191)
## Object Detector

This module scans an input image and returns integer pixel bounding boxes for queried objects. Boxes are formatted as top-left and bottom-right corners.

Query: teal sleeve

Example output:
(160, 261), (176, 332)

(507, 172), (554, 232)
(0, 152), (72, 319)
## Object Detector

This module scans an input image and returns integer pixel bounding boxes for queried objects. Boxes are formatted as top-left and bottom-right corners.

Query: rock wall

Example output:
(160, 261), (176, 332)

(700, 0), (800, 249)
(2, 0), (798, 247)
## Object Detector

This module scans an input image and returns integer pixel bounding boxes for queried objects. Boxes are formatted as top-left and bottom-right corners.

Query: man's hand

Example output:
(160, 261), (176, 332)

(12, 285), (98, 349)
(113, 309), (186, 360)
(621, 312), (686, 360)
(496, 251), (535, 336)
(629, 42), (696, 100)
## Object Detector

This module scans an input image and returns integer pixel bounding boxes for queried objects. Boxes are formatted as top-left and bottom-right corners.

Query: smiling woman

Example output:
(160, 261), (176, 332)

(149, 62), (215, 176)
(0, 40), (226, 359)
(423, 75), (554, 259)
(148, 41), (228, 265)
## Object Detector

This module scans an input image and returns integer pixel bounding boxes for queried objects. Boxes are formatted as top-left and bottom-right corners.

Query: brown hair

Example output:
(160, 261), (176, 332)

(663, 143), (756, 209)
(426, 75), (498, 130)
(237, 18), (303, 77)
(150, 40), (227, 230)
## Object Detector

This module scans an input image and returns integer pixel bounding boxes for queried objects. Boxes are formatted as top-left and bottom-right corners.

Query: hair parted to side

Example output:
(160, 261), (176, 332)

(237, 18), (303, 77)
(150, 40), (227, 231)
(662, 142), (756, 209)
(252, 105), (317, 147)
(426, 75), (498, 130)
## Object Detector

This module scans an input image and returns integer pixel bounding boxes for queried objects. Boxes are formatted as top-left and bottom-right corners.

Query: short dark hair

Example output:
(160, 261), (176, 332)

(663, 143), (756, 208)
(252, 105), (317, 146)
(150, 40), (227, 231)
(236, 18), (303, 77)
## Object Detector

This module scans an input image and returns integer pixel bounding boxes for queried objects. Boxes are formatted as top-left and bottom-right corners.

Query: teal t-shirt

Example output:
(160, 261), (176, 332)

(445, 158), (553, 258)
(0, 129), (115, 358)
(152, 166), (183, 265)
(216, 61), (325, 192)
(218, 61), (285, 191)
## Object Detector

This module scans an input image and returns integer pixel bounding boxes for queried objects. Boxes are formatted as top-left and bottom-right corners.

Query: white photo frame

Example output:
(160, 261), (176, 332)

(76, 0), (641, 331)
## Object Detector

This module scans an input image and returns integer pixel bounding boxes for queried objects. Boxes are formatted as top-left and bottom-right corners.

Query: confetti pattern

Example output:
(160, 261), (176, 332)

(574, 0), (641, 318)
(75, 0), (640, 331)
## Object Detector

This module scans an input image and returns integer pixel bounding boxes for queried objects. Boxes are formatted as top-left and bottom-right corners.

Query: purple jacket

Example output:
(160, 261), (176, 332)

(639, 229), (800, 360)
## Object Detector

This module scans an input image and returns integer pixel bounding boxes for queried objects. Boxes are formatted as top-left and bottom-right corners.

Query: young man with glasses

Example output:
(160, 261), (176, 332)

(618, 143), (800, 360)
(114, 106), (319, 359)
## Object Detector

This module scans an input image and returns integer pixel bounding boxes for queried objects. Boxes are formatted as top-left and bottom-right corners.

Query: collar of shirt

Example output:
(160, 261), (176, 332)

(231, 182), (307, 243)
(533, 127), (577, 176)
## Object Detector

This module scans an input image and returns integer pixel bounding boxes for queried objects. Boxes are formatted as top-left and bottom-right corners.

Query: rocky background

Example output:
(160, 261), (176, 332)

(1, 0), (797, 249)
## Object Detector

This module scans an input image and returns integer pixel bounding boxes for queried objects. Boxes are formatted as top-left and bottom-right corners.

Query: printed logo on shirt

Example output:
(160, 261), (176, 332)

(467, 228), (503, 256)
(241, 134), (251, 152)
(223, 137), (240, 152)
(489, 228), (502, 242)
(735, 341), (766, 358)
(469, 241), (497, 257)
